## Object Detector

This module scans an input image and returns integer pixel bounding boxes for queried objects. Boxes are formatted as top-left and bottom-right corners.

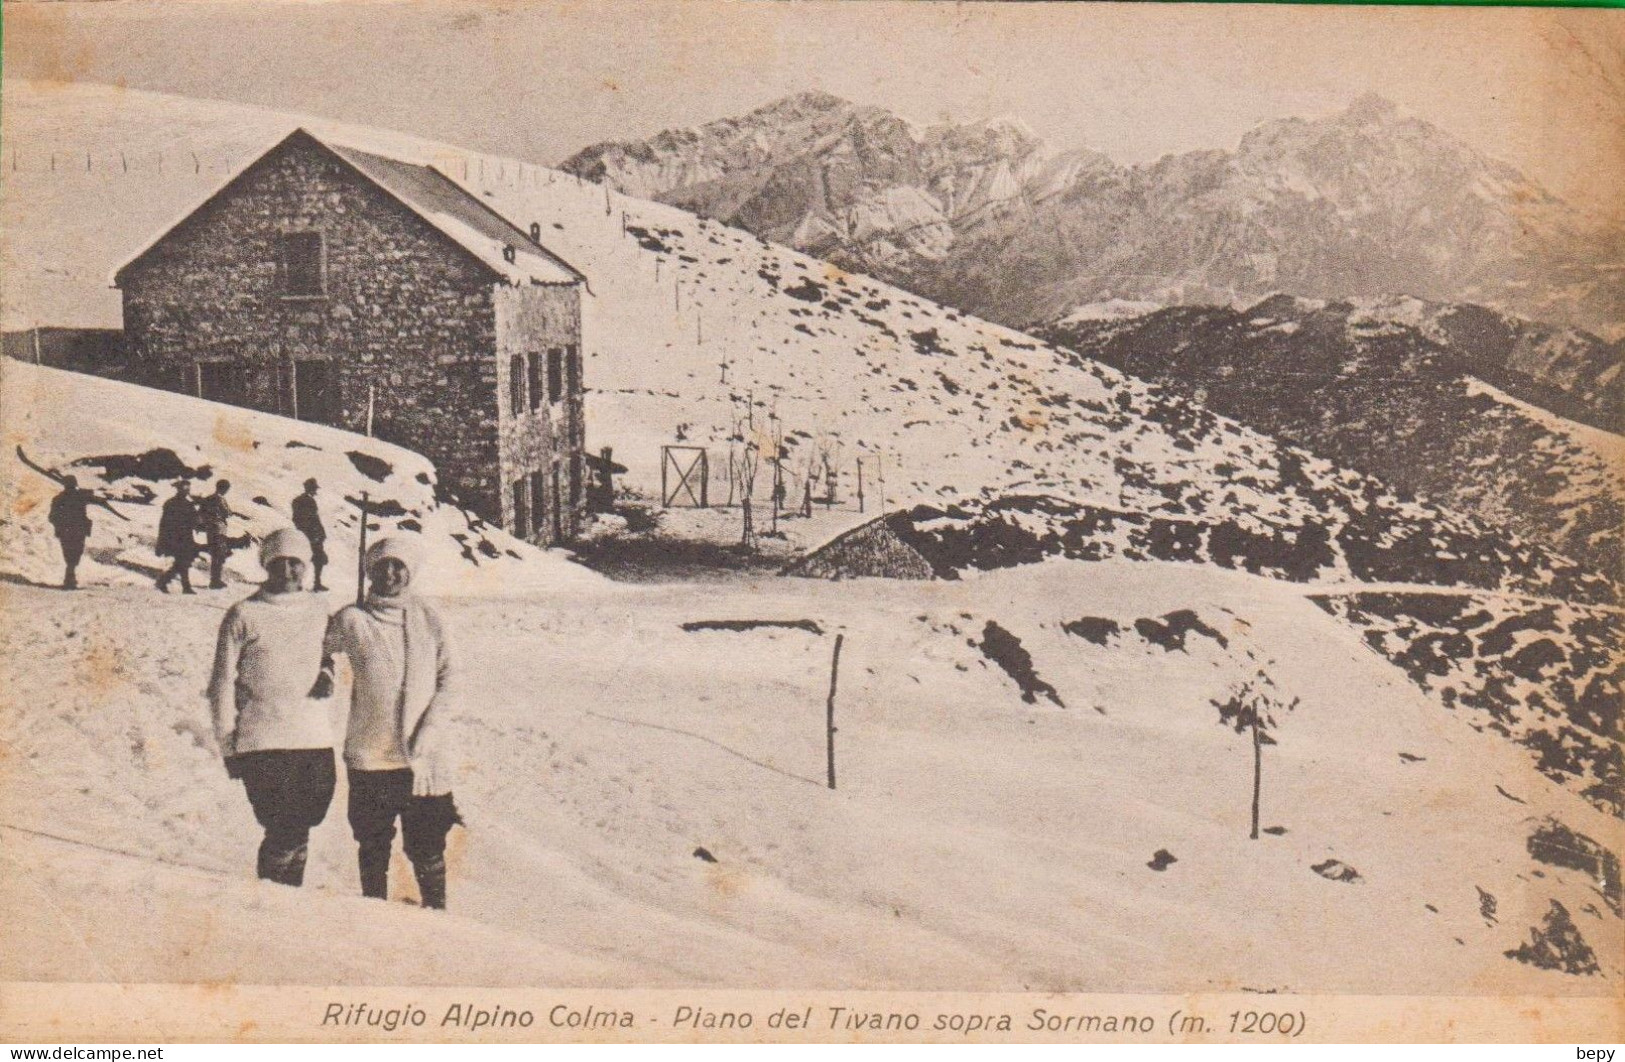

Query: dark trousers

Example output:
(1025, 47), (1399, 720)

(57, 534), (86, 588)
(237, 749), (336, 886)
(310, 542), (328, 590)
(206, 532), (229, 587)
(157, 547), (197, 592)
(347, 768), (460, 909)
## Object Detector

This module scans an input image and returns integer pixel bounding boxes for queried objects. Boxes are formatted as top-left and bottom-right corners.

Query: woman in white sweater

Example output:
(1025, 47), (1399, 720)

(207, 528), (336, 887)
(316, 536), (459, 910)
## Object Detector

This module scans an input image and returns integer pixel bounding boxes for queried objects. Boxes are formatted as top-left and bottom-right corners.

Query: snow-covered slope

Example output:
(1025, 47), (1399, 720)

(2, 561), (1618, 991)
(0, 360), (605, 598)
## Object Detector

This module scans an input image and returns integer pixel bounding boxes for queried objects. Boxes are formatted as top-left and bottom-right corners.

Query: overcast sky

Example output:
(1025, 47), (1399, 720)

(5, 1), (1622, 215)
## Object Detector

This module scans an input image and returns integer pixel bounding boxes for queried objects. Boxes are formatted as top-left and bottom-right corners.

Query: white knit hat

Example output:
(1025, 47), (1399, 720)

(259, 527), (313, 568)
(365, 535), (422, 575)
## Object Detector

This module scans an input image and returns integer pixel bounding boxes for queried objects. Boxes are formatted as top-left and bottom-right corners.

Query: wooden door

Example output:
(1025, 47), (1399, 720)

(294, 360), (340, 426)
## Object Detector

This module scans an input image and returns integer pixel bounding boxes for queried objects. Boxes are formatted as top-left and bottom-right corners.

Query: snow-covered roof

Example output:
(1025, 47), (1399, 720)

(114, 128), (585, 288)
(327, 140), (585, 286)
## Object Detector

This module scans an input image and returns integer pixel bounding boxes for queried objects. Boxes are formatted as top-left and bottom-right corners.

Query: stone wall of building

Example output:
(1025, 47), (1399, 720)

(494, 283), (586, 544)
(118, 134), (508, 520)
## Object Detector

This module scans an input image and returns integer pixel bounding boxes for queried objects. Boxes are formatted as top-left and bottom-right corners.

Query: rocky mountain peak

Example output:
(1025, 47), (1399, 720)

(750, 89), (856, 121)
(1342, 91), (1401, 125)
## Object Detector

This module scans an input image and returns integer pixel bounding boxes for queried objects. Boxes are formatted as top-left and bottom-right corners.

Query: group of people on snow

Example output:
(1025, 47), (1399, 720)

(154, 478), (242, 593)
(42, 466), (330, 594)
(155, 477), (330, 594)
(209, 529), (460, 910)
(39, 464), (457, 910)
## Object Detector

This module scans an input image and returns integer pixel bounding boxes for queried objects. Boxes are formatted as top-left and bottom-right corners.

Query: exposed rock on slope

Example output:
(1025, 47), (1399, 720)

(1039, 296), (1625, 580)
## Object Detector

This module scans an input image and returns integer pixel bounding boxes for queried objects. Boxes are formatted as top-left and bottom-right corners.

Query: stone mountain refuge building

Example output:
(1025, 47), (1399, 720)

(114, 128), (588, 545)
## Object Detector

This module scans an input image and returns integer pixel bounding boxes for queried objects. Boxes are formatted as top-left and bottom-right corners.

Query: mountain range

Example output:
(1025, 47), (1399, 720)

(562, 91), (1625, 339)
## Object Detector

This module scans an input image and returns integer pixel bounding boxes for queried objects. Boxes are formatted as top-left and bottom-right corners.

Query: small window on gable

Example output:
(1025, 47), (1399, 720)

(509, 354), (526, 415)
(280, 232), (325, 297)
(548, 347), (564, 405)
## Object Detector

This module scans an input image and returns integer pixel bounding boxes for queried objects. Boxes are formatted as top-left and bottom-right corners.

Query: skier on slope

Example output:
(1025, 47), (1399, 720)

(313, 536), (460, 910)
(47, 476), (106, 590)
(208, 528), (337, 887)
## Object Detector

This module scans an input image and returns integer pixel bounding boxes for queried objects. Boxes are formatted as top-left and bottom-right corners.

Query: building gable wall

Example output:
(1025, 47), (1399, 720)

(494, 284), (586, 542)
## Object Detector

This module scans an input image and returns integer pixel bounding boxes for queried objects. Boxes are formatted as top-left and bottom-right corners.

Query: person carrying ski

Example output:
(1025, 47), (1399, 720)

(155, 479), (201, 594)
(314, 536), (459, 910)
(198, 479), (237, 589)
(208, 528), (336, 887)
(291, 478), (329, 592)
(47, 476), (99, 590)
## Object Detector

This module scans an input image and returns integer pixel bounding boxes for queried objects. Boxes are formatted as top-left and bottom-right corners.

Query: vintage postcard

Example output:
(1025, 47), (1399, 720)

(0, 0), (1620, 1045)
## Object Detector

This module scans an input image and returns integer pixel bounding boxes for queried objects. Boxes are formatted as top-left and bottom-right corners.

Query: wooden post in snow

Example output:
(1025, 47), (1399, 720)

(1250, 715), (1262, 841)
(826, 633), (843, 791)
(355, 491), (370, 607)
(856, 458), (865, 513)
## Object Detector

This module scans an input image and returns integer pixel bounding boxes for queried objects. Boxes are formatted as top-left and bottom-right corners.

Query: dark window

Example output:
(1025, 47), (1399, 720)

(511, 477), (529, 539)
(527, 352), (543, 412)
(275, 360), (295, 416)
(294, 360), (340, 426)
(551, 464), (564, 541)
(197, 361), (249, 407)
(509, 354), (526, 415)
(565, 344), (581, 396)
(280, 232), (325, 297)
(570, 452), (583, 506)
(548, 347), (564, 405)
(529, 470), (547, 540)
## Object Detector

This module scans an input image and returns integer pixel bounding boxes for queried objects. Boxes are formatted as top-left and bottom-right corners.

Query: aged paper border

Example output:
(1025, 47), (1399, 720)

(1, 985), (1621, 1044)
(3, 0), (1623, 1045)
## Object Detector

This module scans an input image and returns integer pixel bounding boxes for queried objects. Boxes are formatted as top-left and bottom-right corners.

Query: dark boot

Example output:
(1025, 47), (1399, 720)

(258, 833), (310, 887)
(359, 849), (390, 900)
(278, 844), (309, 887)
(413, 855), (447, 911)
